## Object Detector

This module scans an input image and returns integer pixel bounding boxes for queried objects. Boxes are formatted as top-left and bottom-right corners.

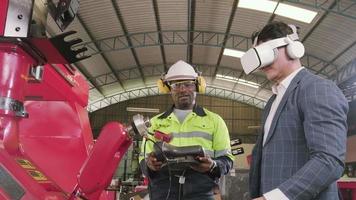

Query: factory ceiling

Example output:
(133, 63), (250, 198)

(44, 0), (356, 112)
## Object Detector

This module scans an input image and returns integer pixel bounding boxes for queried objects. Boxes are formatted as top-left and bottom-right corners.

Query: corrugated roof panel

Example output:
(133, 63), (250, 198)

(123, 79), (146, 90)
(231, 1), (323, 39)
(118, 0), (157, 33)
(213, 79), (236, 89)
(192, 46), (220, 65)
(89, 89), (104, 102)
(135, 46), (163, 66)
(195, 0), (234, 33)
(335, 44), (356, 72)
(119, 67), (142, 81)
(304, 13), (356, 65)
(104, 50), (136, 71)
(79, 54), (113, 77)
(44, 0), (356, 107)
(102, 82), (124, 95)
(78, 0), (123, 40)
(230, 8), (270, 38)
(164, 45), (187, 64)
(158, 0), (187, 30)
(142, 64), (165, 78)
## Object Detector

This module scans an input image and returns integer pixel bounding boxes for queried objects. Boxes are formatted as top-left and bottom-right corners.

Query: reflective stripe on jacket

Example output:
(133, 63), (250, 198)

(139, 105), (234, 162)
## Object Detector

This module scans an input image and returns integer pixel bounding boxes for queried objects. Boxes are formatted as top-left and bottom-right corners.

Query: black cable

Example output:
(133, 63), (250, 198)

(177, 169), (187, 200)
(143, 133), (173, 200)
(143, 139), (153, 199)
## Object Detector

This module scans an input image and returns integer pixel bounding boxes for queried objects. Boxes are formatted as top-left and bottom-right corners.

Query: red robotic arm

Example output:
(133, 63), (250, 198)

(0, 1), (146, 200)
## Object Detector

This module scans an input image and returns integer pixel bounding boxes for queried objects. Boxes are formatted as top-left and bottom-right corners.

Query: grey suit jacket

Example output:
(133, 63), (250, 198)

(249, 69), (349, 200)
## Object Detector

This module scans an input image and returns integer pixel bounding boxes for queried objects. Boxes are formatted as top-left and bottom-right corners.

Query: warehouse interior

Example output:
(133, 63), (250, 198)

(1, 0), (356, 199)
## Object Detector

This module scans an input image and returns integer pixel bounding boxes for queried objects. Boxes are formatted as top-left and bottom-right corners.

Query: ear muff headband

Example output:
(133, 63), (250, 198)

(194, 67), (206, 94)
(197, 76), (206, 93)
(157, 79), (170, 94)
(157, 67), (206, 94)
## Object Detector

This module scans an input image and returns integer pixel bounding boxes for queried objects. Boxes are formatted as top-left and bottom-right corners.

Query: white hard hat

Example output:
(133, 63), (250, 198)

(164, 60), (198, 82)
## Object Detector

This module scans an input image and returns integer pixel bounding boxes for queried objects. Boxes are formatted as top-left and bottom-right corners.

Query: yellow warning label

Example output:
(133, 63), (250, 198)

(16, 159), (35, 169)
(27, 169), (48, 181)
(16, 159), (49, 182)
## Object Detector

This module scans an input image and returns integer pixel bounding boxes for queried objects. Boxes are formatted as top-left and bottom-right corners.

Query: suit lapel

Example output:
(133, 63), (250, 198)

(249, 93), (276, 195)
(263, 69), (307, 146)
(262, 94), (276, 131)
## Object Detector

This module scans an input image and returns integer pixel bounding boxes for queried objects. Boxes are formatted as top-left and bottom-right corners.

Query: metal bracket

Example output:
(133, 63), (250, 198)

(0, 97), (28, 118)
(29, 65), (44, 81)
(4, 0), (33, 37)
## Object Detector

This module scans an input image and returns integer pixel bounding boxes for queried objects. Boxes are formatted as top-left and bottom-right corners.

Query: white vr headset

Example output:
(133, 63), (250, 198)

(240, 26), (305, 75)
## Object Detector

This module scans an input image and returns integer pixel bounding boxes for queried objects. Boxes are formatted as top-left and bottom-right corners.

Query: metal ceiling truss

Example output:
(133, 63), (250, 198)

(334, 58), (356, 85)
(46, 28), (106, 96)
(74, 30), (337, 77)
(152, 0), (168, 71)
(82, 0), (356, 110)
(212, 0), (239, 80)
(335, 59), (356, 102)
(205, 86), (266, 109)
(74, 62), (105, 95)
(227, 0), (279, 96)
(315, 40), (356, 76)
(301, 0), (337, 43)
(88, 85), (266, 113)
(76, 15), (125, 92)
(286, 0), (356, 21)
(187, 0), (196, 63)
(111, 0), (146, 83)
(89, 64), (270, 90)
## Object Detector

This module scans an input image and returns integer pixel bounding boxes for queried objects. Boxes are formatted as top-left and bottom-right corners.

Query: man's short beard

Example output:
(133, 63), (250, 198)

(177, 99), (195, 110)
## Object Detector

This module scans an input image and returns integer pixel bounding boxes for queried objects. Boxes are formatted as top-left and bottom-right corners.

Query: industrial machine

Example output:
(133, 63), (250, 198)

(0, 0), (152, 199)
(0, 1), (246, 199)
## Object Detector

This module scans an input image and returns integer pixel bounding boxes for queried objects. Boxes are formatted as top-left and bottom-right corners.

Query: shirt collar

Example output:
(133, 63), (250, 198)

(158, 104), (206, 119)
(272, 67), (304, 95)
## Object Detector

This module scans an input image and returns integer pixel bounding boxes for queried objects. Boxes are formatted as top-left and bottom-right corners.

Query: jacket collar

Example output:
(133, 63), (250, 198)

(158, 104), (206, 119)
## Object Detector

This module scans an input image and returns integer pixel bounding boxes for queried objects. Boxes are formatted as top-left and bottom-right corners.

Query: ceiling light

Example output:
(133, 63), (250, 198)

(126, 107), (160, 113)
(223, 48), (245, 58)
(216, 74), (260, 88)
(238, 0), (317, 23)
(238, 0), (277, 13)
(275, 3), (317, 23)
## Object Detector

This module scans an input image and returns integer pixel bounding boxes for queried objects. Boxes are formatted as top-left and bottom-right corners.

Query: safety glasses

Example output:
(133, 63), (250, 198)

(169, 80), (196, 91)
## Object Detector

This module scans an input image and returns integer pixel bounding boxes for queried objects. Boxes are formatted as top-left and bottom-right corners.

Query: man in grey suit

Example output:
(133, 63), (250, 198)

(240, 21), (349, 200)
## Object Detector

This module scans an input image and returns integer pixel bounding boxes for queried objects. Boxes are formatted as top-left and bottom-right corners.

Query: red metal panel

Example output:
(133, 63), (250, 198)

(19, 101), (91, 193)
(0, 24), (116, 200)
(0, 0), (9, 36)
(0, 150), (67, 199)
(77, 122), (132, 199)
(338, 180), (356, 200)
(0, 43), (34, 103)
(0, 43), (36, 154)
(24, 63), (89, 107)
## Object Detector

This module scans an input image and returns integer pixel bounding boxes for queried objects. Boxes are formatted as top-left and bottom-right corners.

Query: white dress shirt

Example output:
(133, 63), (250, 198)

(263, 67), (304, 200)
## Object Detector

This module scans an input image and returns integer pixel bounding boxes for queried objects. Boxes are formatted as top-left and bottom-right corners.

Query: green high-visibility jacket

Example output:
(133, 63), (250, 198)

(139, 105), (234, 200)
(139, 105), (234, 162)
